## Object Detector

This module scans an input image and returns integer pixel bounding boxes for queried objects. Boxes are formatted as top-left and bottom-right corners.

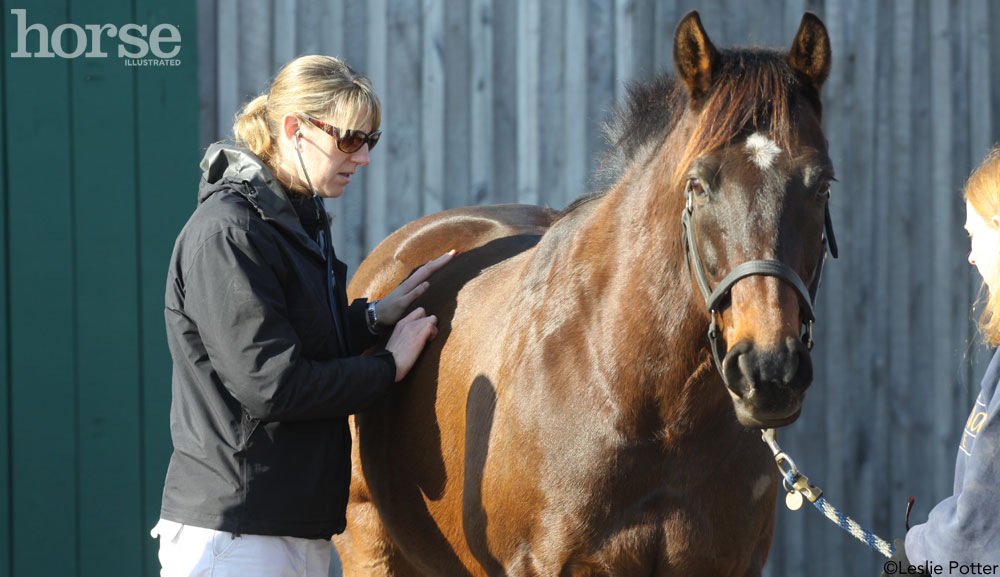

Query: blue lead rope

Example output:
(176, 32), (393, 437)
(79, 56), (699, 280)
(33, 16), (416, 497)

(763, 429), (895, 559)
(780, 469), (896, 558)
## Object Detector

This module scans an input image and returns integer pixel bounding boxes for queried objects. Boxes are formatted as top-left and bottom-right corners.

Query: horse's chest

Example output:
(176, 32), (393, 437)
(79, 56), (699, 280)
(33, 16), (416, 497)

(499, 439), (777, 576)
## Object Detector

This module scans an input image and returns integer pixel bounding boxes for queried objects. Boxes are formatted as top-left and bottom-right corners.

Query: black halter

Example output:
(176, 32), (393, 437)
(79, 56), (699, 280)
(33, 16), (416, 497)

(680, 179), (838, 383)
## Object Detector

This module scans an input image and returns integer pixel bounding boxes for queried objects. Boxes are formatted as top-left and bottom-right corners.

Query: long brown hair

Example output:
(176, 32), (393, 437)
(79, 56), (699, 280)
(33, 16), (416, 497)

(965, 145), (1000, 346)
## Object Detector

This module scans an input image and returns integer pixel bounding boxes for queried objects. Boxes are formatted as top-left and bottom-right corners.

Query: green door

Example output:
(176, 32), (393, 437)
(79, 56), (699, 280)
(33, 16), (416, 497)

(2, 1), (198, 575)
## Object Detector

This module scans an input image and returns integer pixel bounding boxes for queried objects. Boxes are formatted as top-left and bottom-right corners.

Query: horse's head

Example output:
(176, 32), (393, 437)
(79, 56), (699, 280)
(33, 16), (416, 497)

(673, 12), (834, 428)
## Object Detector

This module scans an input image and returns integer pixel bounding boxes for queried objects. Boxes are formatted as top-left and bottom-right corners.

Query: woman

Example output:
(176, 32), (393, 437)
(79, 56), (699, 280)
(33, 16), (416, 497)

(885, 148), (1000, 575)
(150, 55), (452, 576)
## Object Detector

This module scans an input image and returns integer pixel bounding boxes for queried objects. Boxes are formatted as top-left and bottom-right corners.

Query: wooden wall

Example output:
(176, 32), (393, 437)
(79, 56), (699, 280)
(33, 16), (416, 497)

(197, 1), (1000, 575)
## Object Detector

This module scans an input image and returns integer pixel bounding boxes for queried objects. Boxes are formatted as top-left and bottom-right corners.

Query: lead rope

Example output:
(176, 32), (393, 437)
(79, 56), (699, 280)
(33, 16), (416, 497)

(760, 429), (896, 558)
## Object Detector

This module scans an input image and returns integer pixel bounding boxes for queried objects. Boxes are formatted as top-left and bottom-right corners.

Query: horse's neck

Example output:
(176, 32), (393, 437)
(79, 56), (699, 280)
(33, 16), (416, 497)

(514, 163), (730, 438)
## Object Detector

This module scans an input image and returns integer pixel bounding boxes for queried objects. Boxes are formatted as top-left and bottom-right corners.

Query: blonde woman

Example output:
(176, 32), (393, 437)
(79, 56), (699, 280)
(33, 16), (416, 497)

(150, 55), (452, 576)
(885, 148), (1000, 575)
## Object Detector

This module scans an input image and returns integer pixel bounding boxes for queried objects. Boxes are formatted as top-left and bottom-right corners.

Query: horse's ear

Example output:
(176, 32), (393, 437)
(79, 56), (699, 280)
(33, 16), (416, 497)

(788, 12), (831, 91)
(673, 11), (720, 101)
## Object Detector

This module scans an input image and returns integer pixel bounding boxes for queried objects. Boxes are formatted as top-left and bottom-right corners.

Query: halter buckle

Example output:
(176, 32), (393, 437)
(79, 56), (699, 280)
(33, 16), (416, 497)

(708, 309), (719, 339)
(803, 320), (814, 351)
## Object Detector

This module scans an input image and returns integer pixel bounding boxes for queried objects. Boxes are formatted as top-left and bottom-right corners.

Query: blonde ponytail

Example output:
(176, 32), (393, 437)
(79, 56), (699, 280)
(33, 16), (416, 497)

(229, 55), (382, 176)
(233, 94), (275, 163)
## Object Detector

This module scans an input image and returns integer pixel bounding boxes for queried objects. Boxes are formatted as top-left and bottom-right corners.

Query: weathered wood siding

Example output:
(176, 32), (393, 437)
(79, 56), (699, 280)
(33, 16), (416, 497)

(198, 1), (1000, 575)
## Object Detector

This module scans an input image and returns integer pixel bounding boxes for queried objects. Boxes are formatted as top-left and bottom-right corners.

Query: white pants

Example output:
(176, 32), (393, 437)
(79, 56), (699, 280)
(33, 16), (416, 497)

(150, 519), (332, 577)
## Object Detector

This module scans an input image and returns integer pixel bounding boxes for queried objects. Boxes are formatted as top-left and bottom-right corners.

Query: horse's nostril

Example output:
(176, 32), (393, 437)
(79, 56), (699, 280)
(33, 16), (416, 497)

(721, 341), (754, 395)
(787, 337), (813, 391)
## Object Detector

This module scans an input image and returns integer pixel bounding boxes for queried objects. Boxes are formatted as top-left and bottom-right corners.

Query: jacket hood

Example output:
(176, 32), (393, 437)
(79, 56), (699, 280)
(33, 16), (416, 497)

(199, 143), (319, 251)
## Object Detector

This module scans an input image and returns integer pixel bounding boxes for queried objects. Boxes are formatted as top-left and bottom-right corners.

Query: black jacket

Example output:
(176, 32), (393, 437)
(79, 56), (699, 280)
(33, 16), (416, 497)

(160, 144), (394, 539)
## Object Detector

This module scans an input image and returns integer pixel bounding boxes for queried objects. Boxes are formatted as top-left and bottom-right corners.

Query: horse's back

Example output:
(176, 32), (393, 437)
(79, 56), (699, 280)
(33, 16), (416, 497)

(347, 203), (558, 301)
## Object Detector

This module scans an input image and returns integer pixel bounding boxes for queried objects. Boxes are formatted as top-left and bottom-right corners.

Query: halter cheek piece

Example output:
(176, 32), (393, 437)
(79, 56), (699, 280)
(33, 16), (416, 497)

(680, 179), (838, 384)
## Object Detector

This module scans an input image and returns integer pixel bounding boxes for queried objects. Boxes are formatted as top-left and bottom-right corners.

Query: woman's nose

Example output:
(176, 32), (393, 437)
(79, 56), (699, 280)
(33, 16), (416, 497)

(352, 145), (371, 166)
(969, 251), (976, 265)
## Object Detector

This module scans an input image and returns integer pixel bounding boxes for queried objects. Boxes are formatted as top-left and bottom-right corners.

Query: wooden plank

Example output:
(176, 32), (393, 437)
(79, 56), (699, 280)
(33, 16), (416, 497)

(929, 0), (956, 504)
(993, 0), (1000, 154)
(364, 0), (388, 251)
(907, 2), (937, 545)
(469, 0), (494, 207)
(968, 0), (992, 163)
(197, 0), (218, 150)
(586, 0), (614, 176)
(321, 0), (344, 59)
(888, 0), (916, 552)
(134, 1), (201, 576)
(5, 1), (77, 575)
(516, 0), (540, 205)
(630, 0), (655, 82)
(70, 2), (143, 574)
(272, 0), (297, 70)
(538, 0), (565, 209)
(295, 0), (319, 56)
(746, 0), (783, 46)
(849, 0), (887, 555)
(653, 0), (682, 76)
(238, 0), (272, 100)
(870, 0), (898, 554)
(490, 0), (517, 204)
(444, 0), (471, 210)
(614, 0), (633, 106)
(422, 0), (445, 216)
(384, 0), (422, 233)
(216, 0), (239, 139)
(563, 0), (587, 208)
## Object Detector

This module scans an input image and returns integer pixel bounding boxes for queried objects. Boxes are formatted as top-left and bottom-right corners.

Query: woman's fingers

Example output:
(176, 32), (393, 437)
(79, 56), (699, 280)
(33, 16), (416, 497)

(377, 251), (456, 326)
(384, 308), (439, 382)
(399, 250), (456, 293)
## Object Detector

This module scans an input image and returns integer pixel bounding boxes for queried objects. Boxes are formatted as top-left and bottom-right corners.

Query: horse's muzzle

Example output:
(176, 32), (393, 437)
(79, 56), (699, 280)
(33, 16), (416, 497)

(722, 336), (812, 427)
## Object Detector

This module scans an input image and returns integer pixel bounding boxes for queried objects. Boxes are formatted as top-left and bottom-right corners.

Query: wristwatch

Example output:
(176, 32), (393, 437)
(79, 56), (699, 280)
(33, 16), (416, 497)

(366, 299), (384, 335)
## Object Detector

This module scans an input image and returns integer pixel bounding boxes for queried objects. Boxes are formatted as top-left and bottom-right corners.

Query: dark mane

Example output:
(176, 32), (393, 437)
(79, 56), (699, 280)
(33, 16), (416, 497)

(560, 48), (819, 218)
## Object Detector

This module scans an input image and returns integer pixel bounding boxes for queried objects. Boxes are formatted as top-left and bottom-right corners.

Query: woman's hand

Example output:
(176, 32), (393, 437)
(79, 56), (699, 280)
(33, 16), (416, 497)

(384, 308), (439, 382)
(375, 250), (455, 327)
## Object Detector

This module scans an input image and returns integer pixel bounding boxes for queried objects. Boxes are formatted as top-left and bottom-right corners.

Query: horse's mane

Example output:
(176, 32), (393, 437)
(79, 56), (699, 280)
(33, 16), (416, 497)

(560, 48), (818, 219)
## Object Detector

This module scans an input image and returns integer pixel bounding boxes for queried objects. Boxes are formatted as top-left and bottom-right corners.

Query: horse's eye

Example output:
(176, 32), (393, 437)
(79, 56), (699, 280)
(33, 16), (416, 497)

(689, 178), (706, 198)
(817, 181), (831, 200)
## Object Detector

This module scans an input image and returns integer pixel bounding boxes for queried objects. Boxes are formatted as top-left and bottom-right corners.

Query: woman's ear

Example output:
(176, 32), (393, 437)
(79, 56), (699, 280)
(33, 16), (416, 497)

(282, 114), (300, 140)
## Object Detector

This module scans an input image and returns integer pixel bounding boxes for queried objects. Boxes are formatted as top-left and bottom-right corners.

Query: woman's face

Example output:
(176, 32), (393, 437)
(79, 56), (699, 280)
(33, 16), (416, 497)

(288, 111), (374, 199)
(966, 200), (1000, 293)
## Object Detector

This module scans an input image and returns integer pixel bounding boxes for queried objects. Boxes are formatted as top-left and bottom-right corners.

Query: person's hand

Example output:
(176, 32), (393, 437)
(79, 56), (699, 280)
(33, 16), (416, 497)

(384, 308), (439, 382)
(375, 250), (456, 327)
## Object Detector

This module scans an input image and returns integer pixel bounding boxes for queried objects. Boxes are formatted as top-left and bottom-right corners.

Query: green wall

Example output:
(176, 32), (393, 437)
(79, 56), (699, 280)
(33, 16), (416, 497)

(1, 2), (198, 575)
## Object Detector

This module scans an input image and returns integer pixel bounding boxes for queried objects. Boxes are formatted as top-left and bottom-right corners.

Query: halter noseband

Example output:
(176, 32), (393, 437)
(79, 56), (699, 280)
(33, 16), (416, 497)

(680, 179), (838, 384)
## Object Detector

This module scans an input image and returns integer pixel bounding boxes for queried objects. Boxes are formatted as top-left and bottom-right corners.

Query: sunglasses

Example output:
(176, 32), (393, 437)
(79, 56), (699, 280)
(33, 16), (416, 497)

(297, 113), (381, 153)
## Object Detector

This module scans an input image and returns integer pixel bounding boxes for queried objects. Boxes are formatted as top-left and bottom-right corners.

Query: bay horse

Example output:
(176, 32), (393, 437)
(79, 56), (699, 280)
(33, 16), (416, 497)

(336, 11), (834, 577)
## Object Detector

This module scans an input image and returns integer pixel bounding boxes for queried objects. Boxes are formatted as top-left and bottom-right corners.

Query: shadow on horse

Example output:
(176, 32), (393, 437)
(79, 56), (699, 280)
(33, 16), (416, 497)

(336, 10), (835, 577)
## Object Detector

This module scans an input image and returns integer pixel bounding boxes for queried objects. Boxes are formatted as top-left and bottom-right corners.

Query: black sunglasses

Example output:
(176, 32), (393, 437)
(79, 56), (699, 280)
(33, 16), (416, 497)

(297, 113), (381, 153)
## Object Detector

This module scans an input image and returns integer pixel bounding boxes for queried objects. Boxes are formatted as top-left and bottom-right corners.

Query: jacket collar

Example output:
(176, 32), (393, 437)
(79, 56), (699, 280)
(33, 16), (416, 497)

(199, 143), (323, 256)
